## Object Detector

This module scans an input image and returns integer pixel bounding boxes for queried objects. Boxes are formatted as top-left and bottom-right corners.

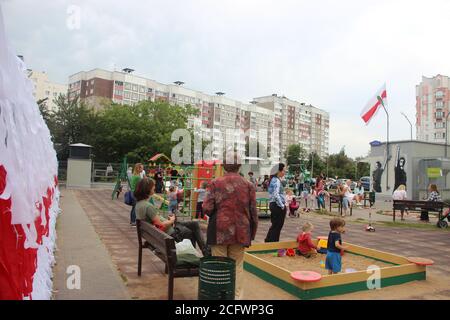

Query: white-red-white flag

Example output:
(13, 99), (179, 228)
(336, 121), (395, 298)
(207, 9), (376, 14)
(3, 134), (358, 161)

(361, 83), (387, 125)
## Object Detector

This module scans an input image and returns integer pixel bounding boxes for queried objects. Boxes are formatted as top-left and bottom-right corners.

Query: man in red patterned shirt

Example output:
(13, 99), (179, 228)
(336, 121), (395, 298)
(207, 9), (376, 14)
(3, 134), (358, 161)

(203, 157), (258, 300)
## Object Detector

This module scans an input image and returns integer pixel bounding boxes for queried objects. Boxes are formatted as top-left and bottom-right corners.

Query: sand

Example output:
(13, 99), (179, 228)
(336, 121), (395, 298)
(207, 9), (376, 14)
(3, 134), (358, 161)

(253, 252), (393, 275)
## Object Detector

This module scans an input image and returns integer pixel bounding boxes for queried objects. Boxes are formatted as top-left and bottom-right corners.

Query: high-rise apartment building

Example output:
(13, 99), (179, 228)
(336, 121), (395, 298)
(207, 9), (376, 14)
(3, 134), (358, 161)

(68, 68), (329, 161)
(416, 74), (450, 143)
(28, 70), (67, 111)
(252, 94), (329, 158)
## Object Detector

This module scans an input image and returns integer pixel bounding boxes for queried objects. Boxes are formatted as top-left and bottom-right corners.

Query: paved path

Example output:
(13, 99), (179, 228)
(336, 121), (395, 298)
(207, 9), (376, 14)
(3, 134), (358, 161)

(66, 188), (450, 300)
(52, 189), (129, 300)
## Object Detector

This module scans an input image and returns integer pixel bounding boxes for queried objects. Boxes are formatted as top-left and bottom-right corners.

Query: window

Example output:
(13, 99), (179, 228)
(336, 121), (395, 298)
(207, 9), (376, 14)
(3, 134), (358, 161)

(436, 91), (444, 98)
(132, 84), (138, 92)
(125, 83), (131, 90)
(436, 101), (444, 108)
(139, 95), (145, 101)
(124, 91), (131, 99)
(436, 111), (444, 118)
(132, 93), (138, 100)
(147, 88), (153, 93)
(90, 88), (93, 94)
(139, 86), (145, 93)
(45, 90), (50, 96)
(53, 92), (57, 97)
(115, 81), (123, 86)
(115, 90), (123, 96)
(90, 80), (94, 85)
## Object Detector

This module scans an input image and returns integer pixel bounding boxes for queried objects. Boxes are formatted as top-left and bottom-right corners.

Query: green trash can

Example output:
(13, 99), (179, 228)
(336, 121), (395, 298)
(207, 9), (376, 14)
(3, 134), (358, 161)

(198, 256), (235, 300)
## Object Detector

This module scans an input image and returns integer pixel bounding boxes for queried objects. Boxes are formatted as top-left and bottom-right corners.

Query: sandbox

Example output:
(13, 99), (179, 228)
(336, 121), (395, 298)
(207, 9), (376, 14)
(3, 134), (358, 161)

(244, 240), (429, 300)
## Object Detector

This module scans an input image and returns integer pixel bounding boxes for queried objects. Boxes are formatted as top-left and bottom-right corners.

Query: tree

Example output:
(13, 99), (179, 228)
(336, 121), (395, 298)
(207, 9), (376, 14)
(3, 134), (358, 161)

(307, 152), (326, 177)
(49, 94), (97, 160)
(88, 100), (199, 163)
(285, 144), (307, 165)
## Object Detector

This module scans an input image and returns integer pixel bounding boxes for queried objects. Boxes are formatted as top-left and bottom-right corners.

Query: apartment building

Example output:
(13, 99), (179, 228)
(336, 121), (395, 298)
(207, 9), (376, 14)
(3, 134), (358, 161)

(252, 94), (329, 159)
(416, 74), (450, 144)
(68, 68), (329, 162)
(28, 70), (67, 111)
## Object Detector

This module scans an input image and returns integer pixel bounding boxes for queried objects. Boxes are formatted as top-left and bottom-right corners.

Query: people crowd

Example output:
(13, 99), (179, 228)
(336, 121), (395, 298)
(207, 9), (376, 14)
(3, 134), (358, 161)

(123, 157), (443, 299)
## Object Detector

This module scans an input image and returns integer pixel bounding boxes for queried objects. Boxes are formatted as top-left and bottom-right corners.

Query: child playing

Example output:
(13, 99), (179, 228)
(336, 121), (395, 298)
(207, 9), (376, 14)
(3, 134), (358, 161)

(167, 186), (178, 214)
(325, 217), (348, 274)
(285, 189), (294, 214)
(194, 181), (208, 220)
(289, 197), (300, 217)
(309, 185), (317, 210)
(301, 182), (311, 213)
(296, 222), (319, 258)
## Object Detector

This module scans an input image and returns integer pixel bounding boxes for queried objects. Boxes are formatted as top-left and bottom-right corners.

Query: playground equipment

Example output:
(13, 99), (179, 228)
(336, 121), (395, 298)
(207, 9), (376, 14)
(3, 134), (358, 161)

(112, 156), (130, 200)
(155, 160), (223, 218)
(244, 240), (432, 300)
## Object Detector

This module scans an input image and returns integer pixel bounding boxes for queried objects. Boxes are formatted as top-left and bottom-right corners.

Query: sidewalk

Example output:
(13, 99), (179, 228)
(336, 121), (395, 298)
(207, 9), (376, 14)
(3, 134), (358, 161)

(52, 188), (130, 300)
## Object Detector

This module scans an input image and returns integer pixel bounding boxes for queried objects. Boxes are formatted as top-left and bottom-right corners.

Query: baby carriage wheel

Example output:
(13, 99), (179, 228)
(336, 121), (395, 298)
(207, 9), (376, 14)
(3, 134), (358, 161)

(437, 220), (448, 228)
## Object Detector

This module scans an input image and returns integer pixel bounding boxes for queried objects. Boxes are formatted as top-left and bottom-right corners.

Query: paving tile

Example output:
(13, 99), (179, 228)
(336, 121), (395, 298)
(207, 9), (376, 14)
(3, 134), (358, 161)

(72, 189), (450, 300)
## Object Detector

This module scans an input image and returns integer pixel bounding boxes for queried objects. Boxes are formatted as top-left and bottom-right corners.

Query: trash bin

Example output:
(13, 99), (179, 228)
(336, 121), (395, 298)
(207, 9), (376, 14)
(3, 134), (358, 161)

(198, 256), (235, 300)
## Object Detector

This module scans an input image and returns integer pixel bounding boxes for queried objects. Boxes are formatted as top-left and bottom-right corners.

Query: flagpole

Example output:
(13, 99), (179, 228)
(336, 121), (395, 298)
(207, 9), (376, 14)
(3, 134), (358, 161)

(377, 96), (390, 191)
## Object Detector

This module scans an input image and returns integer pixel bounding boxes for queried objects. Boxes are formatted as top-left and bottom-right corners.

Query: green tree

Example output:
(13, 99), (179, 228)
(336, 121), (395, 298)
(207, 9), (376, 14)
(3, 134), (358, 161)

(307, 152), (326, 177)
(49, 94), (97, 160)
(285, 144), (307, 168)
(89, 100), (198, 163)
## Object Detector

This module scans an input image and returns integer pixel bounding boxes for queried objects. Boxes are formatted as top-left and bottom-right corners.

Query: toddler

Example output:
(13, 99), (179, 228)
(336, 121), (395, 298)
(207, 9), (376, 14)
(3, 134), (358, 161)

(325, 217), (348, 274)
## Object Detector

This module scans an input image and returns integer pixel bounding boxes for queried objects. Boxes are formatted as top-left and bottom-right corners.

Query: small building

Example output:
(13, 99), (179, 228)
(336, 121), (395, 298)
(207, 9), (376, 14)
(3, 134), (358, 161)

(366, 140), (450, 200)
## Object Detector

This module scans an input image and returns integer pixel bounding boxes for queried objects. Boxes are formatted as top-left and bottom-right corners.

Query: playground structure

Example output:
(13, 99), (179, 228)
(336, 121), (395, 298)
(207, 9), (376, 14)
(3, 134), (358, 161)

(286, 163), (312, 182)
(244, 239), (432, 300)
(112, 155), (224, 219)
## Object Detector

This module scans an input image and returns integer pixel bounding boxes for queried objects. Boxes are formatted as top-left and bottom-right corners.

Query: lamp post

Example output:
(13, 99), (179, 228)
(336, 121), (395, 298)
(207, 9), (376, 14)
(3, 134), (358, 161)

(445, 112), (450, 158)
(377, 96), (390, 191)
(400, 112), (413, 140)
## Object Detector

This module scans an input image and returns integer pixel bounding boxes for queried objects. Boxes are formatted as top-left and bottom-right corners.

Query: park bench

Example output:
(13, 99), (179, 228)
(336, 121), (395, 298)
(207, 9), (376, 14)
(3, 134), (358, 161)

(328, 194), (352, 216)
(392, 200), (448, 228)
(256, 198), (270, 218)
(136, 219), (199, 300)
(363, 191), (375, 208)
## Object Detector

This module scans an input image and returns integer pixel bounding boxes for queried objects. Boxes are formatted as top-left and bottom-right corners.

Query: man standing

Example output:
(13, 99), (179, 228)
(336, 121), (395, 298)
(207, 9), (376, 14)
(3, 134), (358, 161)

(203, 158), (258, 300)
(248, 171), (257, 188)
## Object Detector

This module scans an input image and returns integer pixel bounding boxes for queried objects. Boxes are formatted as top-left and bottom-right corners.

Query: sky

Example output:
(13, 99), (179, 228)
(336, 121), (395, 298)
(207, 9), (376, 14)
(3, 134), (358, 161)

(2, 0), (450, 158)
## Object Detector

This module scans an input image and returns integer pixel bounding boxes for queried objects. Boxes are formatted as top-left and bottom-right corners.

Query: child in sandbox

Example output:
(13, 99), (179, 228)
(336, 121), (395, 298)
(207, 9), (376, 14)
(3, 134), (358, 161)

(296, 222), (320, 258)
(325, 217), (348, 274)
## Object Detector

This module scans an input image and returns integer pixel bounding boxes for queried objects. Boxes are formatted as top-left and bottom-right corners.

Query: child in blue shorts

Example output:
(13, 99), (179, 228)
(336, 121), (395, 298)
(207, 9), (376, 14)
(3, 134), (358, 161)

(325, 217), (348, 274)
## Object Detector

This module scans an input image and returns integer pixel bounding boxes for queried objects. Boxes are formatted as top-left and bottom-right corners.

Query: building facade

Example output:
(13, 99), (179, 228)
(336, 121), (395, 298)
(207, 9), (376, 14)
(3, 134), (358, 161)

(416, 74), (450, 143)
(252, 94), (329, 159)
(68, 68), (329, 162)
(28, 70), (67, 111)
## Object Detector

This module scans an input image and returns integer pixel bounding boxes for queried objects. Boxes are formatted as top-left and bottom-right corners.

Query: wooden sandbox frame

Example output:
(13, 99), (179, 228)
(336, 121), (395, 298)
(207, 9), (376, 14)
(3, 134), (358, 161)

(244, 240), (428, 300)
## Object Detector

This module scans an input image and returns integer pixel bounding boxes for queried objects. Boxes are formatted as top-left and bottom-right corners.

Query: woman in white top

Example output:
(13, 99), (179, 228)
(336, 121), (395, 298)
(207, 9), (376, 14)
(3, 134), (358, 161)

(392, 184), (408, 221)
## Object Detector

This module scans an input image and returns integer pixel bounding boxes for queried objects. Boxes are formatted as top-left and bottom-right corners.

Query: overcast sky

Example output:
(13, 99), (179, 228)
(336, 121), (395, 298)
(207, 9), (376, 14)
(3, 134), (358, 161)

(2, 0), (450, 158)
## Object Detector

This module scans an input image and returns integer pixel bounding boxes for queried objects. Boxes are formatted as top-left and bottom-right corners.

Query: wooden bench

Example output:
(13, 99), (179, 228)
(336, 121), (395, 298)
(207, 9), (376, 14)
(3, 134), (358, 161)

(329, 194), (352, 216)
(256, 198), (270, 218)
(392, 200), (447, 227)
(363, 191), (375, 208)
(136, 219), (199, 300)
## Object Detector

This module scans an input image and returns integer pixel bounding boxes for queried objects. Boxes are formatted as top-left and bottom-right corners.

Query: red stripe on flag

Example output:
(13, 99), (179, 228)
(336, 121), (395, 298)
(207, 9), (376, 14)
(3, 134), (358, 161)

(362, 102), (381, 123)
(361, 89), (387, 123)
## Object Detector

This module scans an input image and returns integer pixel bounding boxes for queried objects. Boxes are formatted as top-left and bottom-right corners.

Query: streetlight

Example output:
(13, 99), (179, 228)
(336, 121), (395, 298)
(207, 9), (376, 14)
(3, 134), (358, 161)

(445, 112), (450, 158)
(400, 112), (413, 140)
